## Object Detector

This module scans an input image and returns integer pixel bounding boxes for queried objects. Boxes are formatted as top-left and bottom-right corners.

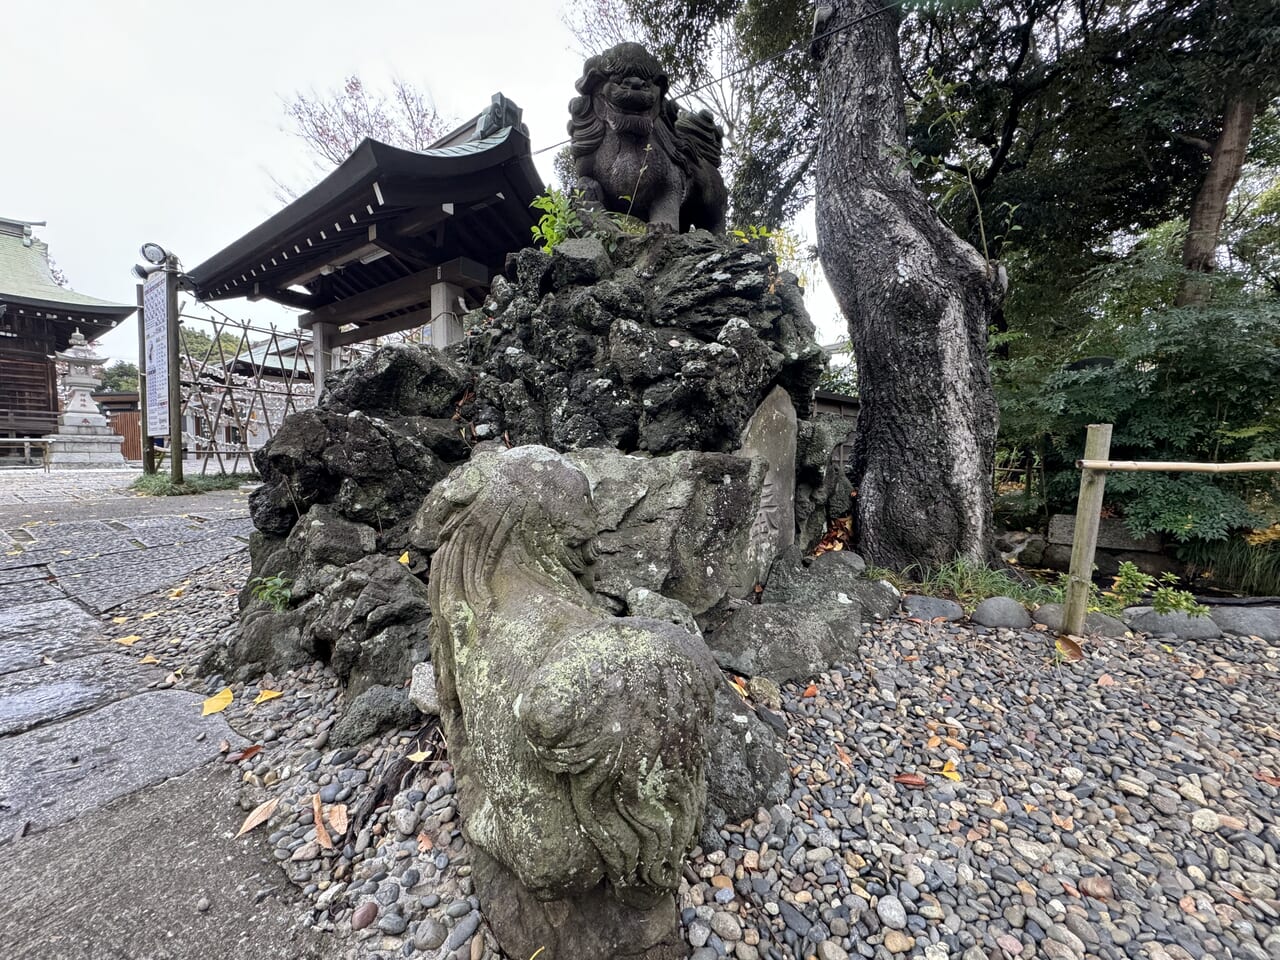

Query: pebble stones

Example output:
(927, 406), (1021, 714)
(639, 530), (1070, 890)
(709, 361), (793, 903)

(149, 553), (1280, 960)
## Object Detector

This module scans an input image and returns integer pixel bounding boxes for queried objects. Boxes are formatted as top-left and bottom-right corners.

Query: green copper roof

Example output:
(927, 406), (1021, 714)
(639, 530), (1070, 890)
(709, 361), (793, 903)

(0, 218), (133, 322)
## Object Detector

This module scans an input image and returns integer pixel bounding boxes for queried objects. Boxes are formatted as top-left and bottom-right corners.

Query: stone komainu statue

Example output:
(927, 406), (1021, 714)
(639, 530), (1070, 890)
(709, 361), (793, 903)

(413, 446), (719, 919)
(569, 42), (728, 233)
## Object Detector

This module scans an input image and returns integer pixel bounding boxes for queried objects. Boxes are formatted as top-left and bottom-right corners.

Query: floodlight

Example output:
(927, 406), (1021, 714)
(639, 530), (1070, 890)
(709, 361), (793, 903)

(140, 243), (169, 265)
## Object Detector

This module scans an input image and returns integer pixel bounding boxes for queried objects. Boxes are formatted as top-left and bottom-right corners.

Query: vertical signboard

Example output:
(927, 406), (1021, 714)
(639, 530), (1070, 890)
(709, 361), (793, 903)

(142, 270), (169, 436)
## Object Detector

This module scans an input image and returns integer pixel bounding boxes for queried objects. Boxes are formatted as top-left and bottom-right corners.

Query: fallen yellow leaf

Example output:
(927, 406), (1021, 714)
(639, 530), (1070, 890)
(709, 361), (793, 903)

(398, 551), (410, 565)
(139, 654), (160, 665)
(940, 760), (962, 782)
(140, 611), (161, 620)
(253, 689), (283, 705)
(111, 615), (129, 624)
(202, 687), (234, 715)
(406, 749), (431, 762)
(113, 635), (142, 646)
(169, 587), (185, 599)
(235, 796), (280, 839)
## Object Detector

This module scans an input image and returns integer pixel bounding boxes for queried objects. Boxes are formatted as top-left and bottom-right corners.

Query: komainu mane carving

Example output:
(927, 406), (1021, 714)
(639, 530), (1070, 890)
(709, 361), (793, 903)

(568, 42), (728, 233)
(413, 445), (719, 953)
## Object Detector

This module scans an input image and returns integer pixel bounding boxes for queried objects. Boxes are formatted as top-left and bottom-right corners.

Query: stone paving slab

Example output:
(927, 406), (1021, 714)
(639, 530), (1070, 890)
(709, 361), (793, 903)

(0, 689), (247, 837)
(0, 599), (105, 676)
(0, 763), (333, 960)
(0, 578), (63, 607)
(0, 652), (153, 736)
(49, 536), (249, 611)
(0, 469), (136, 505)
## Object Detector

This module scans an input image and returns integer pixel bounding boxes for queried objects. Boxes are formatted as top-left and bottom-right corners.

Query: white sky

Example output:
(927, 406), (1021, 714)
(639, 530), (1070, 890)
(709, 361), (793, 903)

(1, 0), (844, 366)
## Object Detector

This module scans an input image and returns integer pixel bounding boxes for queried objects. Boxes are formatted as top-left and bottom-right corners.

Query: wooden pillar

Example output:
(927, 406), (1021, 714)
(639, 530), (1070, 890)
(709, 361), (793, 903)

(428, 281), (465, 349)
(1062, 423), (1113, 637)
(313, 322), (336, 397)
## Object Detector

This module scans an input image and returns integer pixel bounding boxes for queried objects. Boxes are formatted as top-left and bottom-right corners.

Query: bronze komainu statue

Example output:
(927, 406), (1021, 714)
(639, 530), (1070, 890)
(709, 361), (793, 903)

(569, 42), (728, 233)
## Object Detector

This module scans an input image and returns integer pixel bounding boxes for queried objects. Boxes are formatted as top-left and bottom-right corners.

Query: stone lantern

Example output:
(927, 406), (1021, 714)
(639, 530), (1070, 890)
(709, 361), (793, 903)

(43, 329), (127, 468)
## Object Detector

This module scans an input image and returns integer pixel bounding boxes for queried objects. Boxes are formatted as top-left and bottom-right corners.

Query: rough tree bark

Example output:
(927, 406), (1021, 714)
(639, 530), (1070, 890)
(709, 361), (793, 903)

(1176, 87), (1259, 307)
(812, 0), (1003, 571)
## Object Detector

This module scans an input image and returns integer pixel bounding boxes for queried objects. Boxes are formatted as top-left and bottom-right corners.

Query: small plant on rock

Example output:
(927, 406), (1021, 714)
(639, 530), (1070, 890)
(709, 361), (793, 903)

(530, 188), (584, 253)
(248, 571), (292, 613)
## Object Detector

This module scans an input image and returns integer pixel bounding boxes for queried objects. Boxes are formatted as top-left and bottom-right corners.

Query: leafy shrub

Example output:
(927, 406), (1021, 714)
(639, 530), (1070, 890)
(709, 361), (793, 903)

(248, 572), (292, 612)
(995, 221), (1280, 549)
(1108, 560), (1207, 616)
(530, 188), (584, 253)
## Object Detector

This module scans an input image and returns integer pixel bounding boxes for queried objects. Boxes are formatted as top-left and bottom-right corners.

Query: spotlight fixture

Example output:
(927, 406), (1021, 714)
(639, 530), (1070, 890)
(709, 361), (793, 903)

(140, 242), (169, 265)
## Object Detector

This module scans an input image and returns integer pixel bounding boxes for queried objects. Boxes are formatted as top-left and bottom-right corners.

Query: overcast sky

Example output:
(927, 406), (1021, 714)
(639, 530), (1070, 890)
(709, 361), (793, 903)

(2, 0), (842, 365)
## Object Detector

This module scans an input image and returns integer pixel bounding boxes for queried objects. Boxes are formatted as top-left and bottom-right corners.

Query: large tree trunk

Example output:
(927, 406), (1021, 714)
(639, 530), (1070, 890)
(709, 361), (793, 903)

(1176, 87), (1258, 307)
(812, 0), (1002, 570)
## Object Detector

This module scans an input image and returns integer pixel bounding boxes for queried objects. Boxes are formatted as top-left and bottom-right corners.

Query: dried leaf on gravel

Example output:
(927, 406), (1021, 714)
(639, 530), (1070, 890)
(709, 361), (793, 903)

(313, 793), (333, 849)
(801, 683), (818, 698)
(1096, 674), (1116, 686)
(406, 749), (431, 762)
(111, 615), (129, 624)
(1079, 876), (1113, 900)
(218, 739), (230, 753)
(940, 760), (962, 782)
(893, 772), (927, 789)
(1254, 769), (1280, 787)
(139, 654), (159, 665)
(327, 803), (349, 834)
(1056, 636), (1084, 662)
(398, 551), (410, 565)
(836, 745), (852, 769)
(225, 745), (262, 763)
(926, 735), (942, 749)
(140, 611), (160, 620)
(113, 635), (141, 647)
(235, 797), (280, 839)
(201, 687), (233, 715)
(417, 832), (433, 853)
(252, 689), (282, 706)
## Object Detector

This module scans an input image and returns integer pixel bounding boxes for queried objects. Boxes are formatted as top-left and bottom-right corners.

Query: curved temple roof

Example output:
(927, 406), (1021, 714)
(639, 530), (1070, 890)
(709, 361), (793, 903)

(187, 98), (545, 336)
(0, 218), (134, 345)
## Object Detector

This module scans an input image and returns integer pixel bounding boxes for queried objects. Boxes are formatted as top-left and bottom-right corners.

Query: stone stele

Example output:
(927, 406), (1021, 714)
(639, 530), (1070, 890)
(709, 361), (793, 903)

(410, 445), (721, 959)
(737, 385), (798, 588)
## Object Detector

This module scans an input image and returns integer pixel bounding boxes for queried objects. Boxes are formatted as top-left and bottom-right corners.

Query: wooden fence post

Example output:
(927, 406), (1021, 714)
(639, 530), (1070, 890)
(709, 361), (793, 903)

(1063, 423), (1113, 636)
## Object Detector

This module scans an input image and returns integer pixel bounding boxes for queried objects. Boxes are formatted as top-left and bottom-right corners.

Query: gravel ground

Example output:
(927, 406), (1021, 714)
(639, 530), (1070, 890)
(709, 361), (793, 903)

(108, 555), (1280, 960)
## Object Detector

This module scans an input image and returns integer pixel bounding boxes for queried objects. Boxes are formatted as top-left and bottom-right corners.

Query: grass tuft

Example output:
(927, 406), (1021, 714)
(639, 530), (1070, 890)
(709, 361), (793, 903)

(867, 555), (1060, 611)
(131, 472), (258, 497)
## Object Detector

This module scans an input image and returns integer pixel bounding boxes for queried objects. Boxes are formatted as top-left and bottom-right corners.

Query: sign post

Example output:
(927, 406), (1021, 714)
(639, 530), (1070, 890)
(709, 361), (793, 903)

(141, 265), (182, 483)
(135, 283), (155, 474)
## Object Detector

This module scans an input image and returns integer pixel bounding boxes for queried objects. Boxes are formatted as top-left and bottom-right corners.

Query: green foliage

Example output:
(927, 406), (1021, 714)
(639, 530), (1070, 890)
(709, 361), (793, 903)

(248, 571), (293, 613)
(887, 555), (1059, 612)
(1108, 561), (1207, 615)
(100, 361), (139, 392)
(1181, 535), (1280, 596)
(131, 472), (256, 497)
(995, 218), (1280, 547)
(530, 188), (585, 253)
(178, 327), (243, 365)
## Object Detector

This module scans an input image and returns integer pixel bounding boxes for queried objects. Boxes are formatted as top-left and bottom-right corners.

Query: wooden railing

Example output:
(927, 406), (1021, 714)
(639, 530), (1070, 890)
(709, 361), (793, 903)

(1061, 422), (1280, 636)
(0, 438), (51, 470)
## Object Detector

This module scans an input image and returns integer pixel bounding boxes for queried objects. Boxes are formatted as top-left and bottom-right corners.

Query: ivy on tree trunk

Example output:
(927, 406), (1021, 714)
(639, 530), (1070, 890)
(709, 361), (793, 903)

(813, 0), (1002, 571)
